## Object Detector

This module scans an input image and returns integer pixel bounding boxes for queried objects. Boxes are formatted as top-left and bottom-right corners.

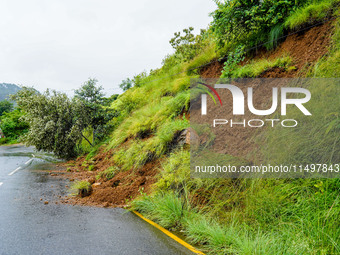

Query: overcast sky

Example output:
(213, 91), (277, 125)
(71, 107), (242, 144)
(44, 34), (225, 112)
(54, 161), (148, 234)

(0, 0), (216, 96)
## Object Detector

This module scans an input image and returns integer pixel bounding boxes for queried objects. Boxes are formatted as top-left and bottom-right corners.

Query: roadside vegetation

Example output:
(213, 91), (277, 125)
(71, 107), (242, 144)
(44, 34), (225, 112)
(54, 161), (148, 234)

(11, 79), (117, 158)
(0, 100), (29, 145)
(5, 0), (340, 254)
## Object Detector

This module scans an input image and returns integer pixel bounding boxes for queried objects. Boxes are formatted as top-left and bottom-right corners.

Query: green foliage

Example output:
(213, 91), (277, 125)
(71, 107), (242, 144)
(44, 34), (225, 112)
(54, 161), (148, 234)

(109, 89), (190, 151)
(169, 27), (210, 64)
(75, 78), (114, 143)
(157, 119), (189, 145)
(13, 88), (80, 158)
(260, 81), (340, 165)
(70, 180), (92, 195)
(0, 100), (13, 116)
(0, 109), (29, 142)
(133, 178), (340, 254)
(285, 0), (339, 30)
(12, 84), (109, 158)
(113, 137), (166, 170)
(96, 166), (118, 180)
(119, 71), (148, 92)
(119, 78), (133, 91)
(131, 192), (190, 229)
(156, 149), (190, 191)
(265, 23), (285, 50)
(220, 45), (245, 78)
(211, 0), (305, 49)
(184, 44), (217, 75)
(231, 55), (293, 78)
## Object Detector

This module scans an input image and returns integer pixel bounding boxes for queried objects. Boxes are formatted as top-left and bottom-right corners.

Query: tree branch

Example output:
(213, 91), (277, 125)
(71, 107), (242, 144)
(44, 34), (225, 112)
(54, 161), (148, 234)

(81, 133), (93, 147)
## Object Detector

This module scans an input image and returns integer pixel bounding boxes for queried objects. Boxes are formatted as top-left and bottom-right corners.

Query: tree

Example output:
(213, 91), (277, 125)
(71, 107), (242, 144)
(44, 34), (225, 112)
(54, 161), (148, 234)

(119, 78), (133, 91)
(169, 27), (208, 63)
(0, 100), (13, 116)
(74, 78), (104, 104)
(12, 87), (83, 158)
(12, 81), (115, 158)
(74, 78), (114, 142)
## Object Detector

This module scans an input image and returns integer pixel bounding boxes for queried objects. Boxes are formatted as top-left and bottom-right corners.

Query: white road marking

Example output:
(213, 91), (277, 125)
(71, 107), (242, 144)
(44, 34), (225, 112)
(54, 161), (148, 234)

(8, 167), (22, 176)
(0, 182), (3, 187)
(25, 159), (34, 165)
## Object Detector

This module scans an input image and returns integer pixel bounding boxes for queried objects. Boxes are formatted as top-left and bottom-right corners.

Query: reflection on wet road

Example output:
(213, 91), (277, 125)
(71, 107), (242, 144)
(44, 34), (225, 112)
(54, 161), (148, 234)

(0, 145), (193, 255)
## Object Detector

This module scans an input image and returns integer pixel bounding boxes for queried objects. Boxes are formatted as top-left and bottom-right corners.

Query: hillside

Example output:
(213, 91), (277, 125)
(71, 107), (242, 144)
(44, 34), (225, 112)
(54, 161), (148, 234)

(52, 1), (340, 254)
(0, 83), (21, 101)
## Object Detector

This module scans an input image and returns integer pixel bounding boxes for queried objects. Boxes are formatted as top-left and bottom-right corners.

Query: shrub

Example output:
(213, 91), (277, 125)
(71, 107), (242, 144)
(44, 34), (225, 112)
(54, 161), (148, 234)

(220, 45), (246, 78)
(0, 109), (29, 142)
(211, 0), (305, 49)
(0, 100), (13, 116)
(70, 180), (92, 197)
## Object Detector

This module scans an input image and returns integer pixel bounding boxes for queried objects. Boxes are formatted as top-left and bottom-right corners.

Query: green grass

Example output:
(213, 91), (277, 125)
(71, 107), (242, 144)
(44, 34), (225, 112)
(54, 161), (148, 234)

(131, 192), (190, 230)
(265, 23), (284, 50)
(70, 180), (92, 195)
(284, 0), (339, 30)
(156, 149), (191, 191)
(231, 56), (293, 78)
(96, 166), (118, 180)
(0, 137), (19, 145)
(132, 179), (340, 254)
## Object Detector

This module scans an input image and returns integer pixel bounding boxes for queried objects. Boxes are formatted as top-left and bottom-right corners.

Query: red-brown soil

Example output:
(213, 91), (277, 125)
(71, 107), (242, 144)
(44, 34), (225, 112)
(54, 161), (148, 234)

(55, 147), (161, 208)
(200, 21), (334, 78)
(193, 20), (335, 161)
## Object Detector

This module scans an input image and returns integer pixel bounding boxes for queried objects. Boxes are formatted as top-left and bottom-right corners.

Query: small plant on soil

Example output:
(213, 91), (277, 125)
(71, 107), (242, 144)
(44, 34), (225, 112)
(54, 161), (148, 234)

(96, 166), (118, 180)
(70, 180), (92, 197)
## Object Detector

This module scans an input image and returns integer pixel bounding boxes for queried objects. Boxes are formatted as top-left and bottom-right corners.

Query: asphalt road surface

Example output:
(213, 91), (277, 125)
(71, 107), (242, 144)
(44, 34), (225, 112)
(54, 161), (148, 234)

(0, 145), (195, 255)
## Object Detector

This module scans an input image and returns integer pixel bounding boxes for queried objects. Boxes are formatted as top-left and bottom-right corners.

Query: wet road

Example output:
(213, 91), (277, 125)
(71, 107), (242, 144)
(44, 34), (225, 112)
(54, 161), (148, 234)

(0, 145), (194, 255)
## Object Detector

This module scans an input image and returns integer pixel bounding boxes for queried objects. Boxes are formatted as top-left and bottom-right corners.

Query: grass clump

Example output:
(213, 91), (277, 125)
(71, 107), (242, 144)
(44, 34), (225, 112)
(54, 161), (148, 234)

(70, 180), (92, 197)
(96, 166), (118, 180)
(285, 0), (339, 30)
(156, 149), (190, 191)
(231, 56), (293, 78)
(131, 192), (189, 230)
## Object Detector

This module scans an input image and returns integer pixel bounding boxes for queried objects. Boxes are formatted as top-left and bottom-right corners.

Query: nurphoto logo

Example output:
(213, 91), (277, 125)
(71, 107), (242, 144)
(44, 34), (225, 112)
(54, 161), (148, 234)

(200, 81), (311, 128)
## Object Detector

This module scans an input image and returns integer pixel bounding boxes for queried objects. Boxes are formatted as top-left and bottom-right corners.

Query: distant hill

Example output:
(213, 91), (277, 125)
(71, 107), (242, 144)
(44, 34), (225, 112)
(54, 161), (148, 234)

(0, 83), (21, 101)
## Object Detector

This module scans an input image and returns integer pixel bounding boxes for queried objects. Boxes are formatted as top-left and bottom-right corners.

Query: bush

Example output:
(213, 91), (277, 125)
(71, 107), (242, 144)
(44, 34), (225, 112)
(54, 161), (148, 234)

(0, 100), (13, 116)
(0, 109), (29, 142)
(211, 0), (305, 49)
